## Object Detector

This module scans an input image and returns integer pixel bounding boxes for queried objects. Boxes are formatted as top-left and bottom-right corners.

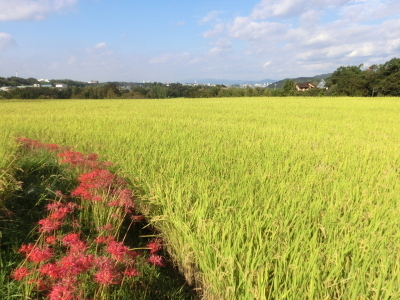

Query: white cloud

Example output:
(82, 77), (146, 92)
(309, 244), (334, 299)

(198, 0), (400, 78)
(85, 42), (111, 56)
(174, 21), (185, 27)
(0, 32), (16, 50)
(251, 0), (353, 19)
(0, 0), (78, 21)
(207, 38), (232, 56)
(67, 55), (76, 65)
(94, 42), (107, 49)
(200, 11), (220, 24)
(203, 23), (225, 38)
(228, 17), (289, 40)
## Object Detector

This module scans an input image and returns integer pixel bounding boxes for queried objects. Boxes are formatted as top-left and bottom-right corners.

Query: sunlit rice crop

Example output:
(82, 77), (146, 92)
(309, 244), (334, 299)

(1, 97), (400, 299)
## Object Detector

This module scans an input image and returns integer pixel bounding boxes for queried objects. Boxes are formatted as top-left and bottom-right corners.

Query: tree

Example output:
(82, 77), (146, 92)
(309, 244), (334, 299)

(330, 65), (367, 96)
(375, 58), (400, 96)
(283, 79), (296, 96)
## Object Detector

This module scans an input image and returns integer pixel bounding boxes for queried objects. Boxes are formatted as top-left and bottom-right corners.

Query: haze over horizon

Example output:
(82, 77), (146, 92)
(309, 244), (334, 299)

(1, 0), (399, 83)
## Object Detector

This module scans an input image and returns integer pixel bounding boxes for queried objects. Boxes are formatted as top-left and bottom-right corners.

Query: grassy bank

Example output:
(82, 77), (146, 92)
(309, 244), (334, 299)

(1, 97), (400, 299)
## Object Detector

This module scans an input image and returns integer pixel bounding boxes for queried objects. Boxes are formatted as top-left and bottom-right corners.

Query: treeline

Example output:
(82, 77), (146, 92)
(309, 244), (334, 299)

(1, 58), (399, 99)
(328, 57), (400, 96)
(0, 82), (281, 100)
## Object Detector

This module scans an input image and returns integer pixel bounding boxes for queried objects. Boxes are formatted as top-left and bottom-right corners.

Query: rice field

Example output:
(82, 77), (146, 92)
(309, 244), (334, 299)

(1, 97), (400, 299)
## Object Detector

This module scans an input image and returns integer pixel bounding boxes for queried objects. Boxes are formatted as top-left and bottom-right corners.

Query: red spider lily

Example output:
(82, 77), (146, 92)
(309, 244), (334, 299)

(68, 240), (88, 254)
(123, 267), (140, 277)
(19, 243), (34, 254)
(15, 137), (65, 153)
(148, 254), (164, 267)
(15, 137), (41, 149)
(58, 150), (110, 169)
(46, 201), (65, 211)
(94, 256), (120, 285)
(61, 233), (81, 246)
(58, 151), (86, 166)
(39, 263), (62, 279)
(45, 236), (58, 245)
(78, 169), (115, 189)
(12, 267), (30, 280)
(97, 223), (114, 231)
(131, 215), (145, 222)
(28, 279), (49, 291)
(94, 235), (114, 244)
(47, 202), (78, 220)
(71, 186), (94, 201)
(44, 143), (61, 152)
(106, 241), (134, 262)
(94, 268), (120, 285)
(146, 238), (163, 254)
(38, 218), (63, 233)
(12, 138), (168, 299)
(59, 253), (94, 276)
(54, 190), (66, 199)
(48, 280), (78, 300)
(27, 246), (54, 263)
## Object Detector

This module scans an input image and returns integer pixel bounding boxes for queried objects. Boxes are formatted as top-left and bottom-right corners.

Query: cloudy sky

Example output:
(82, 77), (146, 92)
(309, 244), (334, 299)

(1, 0), (399, 82)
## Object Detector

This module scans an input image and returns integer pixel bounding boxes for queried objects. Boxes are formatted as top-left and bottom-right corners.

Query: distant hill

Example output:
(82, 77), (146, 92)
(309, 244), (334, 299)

(268, 73), (332, 89)
(178, 78), (278, 85)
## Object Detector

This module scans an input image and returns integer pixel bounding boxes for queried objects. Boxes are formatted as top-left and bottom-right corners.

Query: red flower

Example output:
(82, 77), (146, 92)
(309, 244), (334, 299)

(97, 223), (114, 231)
(131, 215), (145, 222)
(48, 282), (75, 300)
(71, 186), (94, 201)
(40, 263), (62, 279)
(61, 233), (81, 246)
(45, 143), (61, 152)
(78, 169), (115, 189)
(148, 254), (164, 267)
(94, 235), (114, 244)
(38, 218), (62, 232)
(28, 279), (49, 290)
(147, 238), (162, 254)
(59, 253), (94, 276)
(19, 243), (34, 254)
(94, 269), (120, 285)
(27, 246), (54, 263)
(45, 236), (58, 245)
(106, 241), (131, 262)
(12, 267), (30, 280)
(123, 267), (140, 277)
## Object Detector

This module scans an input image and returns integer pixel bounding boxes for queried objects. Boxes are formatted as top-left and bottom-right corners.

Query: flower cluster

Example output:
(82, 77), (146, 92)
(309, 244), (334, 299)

(16, 137), (68, 153)
(58, 150), (112, 170)
(12, 138), (165, 300)
(146, 238), (164, 267)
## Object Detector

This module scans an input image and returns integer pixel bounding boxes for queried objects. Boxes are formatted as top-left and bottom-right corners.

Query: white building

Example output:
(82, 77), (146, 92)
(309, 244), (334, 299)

(55, 83), (67, 89)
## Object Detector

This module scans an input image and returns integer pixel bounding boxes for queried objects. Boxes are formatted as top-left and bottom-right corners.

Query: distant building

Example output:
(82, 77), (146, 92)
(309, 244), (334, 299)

(296, 82), (315, 91)
(17, 85), (34, 89)
(55, 83), (67, 89)
(41, 84), (53, 88)
(317, 79), (327, 89)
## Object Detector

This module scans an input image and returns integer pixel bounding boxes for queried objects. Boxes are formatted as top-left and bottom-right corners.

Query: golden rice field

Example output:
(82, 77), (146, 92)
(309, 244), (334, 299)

(1, 97), (400, 299)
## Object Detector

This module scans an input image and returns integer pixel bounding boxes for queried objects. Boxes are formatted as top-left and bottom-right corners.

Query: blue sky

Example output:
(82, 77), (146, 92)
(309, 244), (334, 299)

(1, 0), (400, 82)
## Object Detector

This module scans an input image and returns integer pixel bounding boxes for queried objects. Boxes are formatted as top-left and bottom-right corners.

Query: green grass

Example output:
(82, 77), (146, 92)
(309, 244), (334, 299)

(1, 97), (400, 299)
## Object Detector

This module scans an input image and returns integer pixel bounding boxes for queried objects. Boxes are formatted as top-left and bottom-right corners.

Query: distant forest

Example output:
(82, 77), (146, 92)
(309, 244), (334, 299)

(1, 58), (399, 99)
